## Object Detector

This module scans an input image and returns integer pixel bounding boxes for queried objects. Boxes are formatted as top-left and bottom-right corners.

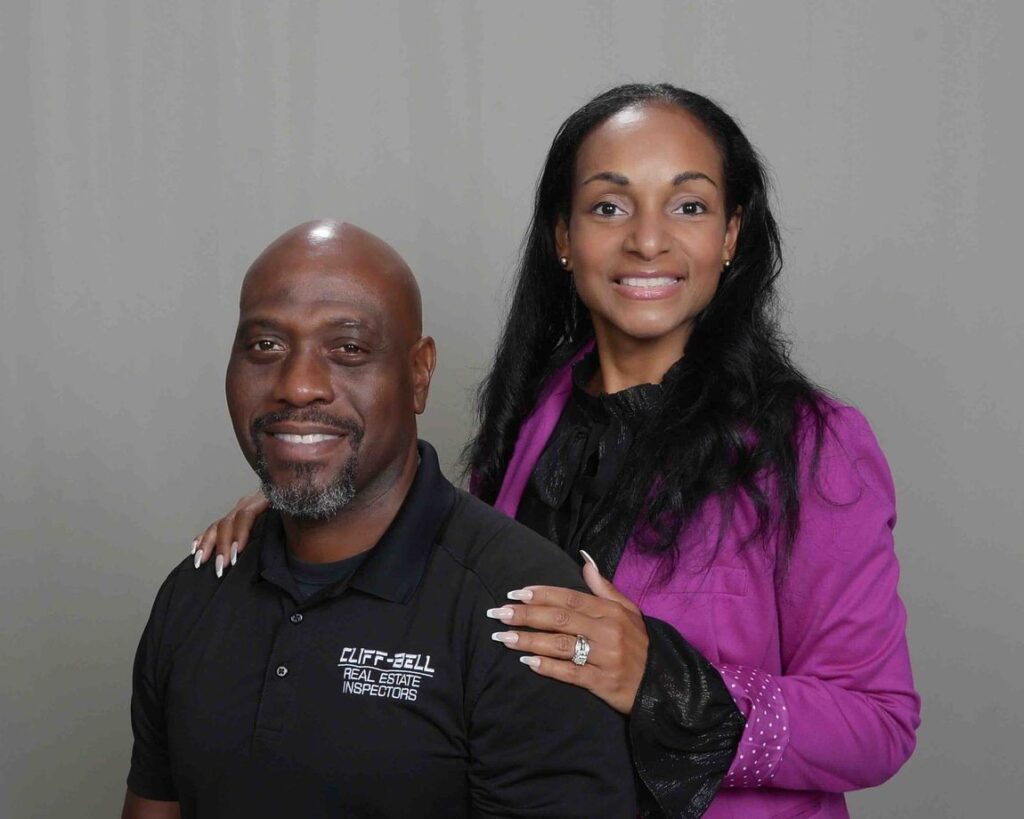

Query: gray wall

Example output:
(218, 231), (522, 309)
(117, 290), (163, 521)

(2, 1), (1021, 816)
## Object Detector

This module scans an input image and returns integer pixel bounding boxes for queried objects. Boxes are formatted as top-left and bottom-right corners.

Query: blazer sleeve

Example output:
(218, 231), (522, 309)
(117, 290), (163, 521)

(719, 405), (920, 792)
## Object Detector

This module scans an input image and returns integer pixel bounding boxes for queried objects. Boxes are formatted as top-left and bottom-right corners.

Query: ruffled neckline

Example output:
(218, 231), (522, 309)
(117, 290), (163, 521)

(571, 349), (686, 423)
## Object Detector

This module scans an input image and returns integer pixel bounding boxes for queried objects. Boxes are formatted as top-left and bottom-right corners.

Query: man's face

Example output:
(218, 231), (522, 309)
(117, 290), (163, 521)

(225, 235), (431, 520)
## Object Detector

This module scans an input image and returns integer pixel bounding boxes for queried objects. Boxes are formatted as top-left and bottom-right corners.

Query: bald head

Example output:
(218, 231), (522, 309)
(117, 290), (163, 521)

(226, 219), (437, 525)
(242, 220), (422, 339)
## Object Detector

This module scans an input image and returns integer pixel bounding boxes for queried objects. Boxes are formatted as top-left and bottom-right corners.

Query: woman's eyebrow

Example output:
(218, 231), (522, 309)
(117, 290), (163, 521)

(673, 171), (718, 187)
(581, 171), (630, 186)
(580, 170), (718, 188)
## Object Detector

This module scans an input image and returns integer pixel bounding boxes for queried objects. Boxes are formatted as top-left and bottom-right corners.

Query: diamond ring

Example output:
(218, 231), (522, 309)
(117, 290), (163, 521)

(572, 635), (591, 666)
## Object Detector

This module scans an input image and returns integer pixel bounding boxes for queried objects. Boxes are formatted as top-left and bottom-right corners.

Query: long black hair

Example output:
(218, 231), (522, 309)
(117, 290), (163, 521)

(465, 83), (824, 568)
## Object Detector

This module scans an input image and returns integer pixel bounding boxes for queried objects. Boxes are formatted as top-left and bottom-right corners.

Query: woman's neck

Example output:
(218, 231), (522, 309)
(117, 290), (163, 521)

(589, 324), (689, 395)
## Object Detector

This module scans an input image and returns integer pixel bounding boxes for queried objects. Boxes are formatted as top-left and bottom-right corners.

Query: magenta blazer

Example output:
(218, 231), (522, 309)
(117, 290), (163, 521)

(492, 349), (920, 818)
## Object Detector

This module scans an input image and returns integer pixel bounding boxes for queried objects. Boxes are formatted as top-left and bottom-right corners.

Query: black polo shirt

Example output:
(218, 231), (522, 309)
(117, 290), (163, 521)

(128, 441), (636, 818)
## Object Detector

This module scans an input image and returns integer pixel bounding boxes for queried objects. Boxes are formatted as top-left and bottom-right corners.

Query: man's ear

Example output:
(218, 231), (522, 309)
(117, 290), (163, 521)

(410, 336), (436, 415)
(554, 217), (571, 269)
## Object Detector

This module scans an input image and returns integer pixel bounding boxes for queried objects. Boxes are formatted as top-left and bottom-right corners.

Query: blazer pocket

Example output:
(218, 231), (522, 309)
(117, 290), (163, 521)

(647, 565), (748, 597)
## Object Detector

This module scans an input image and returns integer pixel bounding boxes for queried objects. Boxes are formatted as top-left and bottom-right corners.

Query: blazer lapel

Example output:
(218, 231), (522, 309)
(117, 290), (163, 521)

(493, 341), (594, 517)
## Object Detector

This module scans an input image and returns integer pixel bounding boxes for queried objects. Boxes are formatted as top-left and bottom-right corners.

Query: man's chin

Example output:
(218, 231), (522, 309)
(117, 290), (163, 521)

(260, 463), (359, 520)
(262, 481), (356, 521)
(254, 448), (359, 521)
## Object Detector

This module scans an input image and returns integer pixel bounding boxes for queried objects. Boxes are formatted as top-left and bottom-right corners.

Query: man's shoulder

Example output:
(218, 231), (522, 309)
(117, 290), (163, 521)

(435, 489), (584, 596)
(151, 553), (216, 611)
(141, 544), (252, 650)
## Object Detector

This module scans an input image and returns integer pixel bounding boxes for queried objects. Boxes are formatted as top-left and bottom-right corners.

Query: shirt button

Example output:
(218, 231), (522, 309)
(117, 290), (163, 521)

(275, 665), (289, 678)
(290, 613), (303, 624)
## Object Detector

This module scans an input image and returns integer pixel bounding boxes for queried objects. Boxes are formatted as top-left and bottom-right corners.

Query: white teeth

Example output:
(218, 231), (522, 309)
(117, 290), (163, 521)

(619, 276), (678, 288)
(274, 433), (340, 444)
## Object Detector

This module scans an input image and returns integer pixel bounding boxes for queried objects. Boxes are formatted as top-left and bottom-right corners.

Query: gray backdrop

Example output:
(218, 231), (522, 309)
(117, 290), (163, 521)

(2, 1), (1021, 816)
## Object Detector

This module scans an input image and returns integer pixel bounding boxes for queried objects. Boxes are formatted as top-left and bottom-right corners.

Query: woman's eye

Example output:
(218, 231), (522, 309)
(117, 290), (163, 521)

(592, 201), (626, 217)
(676, 200), (707, 216)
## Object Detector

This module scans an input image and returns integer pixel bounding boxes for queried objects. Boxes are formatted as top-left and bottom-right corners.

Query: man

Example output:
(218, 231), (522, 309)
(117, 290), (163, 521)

(123, 221), (636, 818)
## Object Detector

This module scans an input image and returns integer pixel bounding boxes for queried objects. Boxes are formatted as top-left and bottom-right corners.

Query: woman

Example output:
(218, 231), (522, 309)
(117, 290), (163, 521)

(192, 84), (919, 817)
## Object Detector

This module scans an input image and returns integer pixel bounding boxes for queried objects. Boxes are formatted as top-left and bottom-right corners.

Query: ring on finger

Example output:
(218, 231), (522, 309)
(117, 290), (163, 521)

(572, 634), (591, 666)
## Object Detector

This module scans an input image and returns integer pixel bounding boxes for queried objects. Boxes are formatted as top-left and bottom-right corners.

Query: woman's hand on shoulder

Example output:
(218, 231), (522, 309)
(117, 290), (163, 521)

(191, 491), (269, 576)
(487, 551), (649, 714)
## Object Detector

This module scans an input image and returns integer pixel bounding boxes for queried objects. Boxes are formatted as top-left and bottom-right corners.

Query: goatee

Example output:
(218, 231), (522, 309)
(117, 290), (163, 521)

(250, 409), (364, 521)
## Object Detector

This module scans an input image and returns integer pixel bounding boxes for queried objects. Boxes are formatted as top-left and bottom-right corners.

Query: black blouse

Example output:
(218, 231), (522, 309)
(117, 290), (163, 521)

(516, 351), (745, 819)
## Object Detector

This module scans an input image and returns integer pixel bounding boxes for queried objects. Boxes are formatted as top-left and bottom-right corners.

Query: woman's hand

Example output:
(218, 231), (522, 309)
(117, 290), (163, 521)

(486, 551), (650, 714)
(191, 491), (269, 576)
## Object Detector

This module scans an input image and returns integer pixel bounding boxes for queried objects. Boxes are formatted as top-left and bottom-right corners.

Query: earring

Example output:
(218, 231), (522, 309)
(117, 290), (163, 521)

(723, 259), (732, 271)
(559, 256), (569, 269)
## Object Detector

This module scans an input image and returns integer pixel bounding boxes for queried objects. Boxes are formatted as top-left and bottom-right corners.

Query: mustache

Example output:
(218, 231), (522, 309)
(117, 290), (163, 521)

(251, 409), (364, 441)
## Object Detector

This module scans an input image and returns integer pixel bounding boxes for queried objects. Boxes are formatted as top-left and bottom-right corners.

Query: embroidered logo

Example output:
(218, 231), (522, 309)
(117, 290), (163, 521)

(337, 646), (435, 702)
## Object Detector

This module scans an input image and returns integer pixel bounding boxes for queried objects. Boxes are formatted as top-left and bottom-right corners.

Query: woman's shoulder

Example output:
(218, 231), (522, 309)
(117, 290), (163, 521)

(796, 393), (896, 510)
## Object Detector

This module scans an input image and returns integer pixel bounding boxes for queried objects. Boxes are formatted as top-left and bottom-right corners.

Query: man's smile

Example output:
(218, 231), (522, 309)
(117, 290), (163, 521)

(273, 432), (342, 444)
(253, 415), (363, 466)
(261, 429), (351, 463)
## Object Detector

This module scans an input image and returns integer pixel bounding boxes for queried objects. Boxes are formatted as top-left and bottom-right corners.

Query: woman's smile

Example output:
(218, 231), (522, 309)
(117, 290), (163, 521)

(611, 271), (685, 299)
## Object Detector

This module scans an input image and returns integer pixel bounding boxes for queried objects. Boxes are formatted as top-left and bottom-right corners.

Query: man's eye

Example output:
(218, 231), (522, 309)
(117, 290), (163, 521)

(592, 201), (626, 217)
(251, 339), (283, 352)
(336, 343), (364, 355)
(676, 201), (707, 215)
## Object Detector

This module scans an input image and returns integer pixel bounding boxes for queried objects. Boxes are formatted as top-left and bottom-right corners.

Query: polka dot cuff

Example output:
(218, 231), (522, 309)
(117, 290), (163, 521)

(718, 664), (790, 789)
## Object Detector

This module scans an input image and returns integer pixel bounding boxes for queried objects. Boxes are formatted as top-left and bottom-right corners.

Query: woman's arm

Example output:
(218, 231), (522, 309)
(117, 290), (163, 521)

(717, 405), (920, 791)
(490, 562), (746, 818)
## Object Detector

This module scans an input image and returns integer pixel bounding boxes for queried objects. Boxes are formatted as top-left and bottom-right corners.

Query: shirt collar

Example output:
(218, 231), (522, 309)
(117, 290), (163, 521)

(254, 440), (456, 605)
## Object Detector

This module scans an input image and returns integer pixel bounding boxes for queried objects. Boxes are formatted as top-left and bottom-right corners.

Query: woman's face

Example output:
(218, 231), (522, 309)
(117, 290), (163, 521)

(556, 103), (740, 353)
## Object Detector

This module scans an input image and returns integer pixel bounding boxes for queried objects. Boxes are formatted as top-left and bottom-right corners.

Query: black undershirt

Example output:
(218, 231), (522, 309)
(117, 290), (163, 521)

(285, 549), (369, 599)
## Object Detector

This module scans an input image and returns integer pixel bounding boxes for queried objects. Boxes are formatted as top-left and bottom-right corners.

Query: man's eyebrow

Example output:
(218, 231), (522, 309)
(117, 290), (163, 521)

(236, 316), (378, 333)
(236, 316), (283, 333)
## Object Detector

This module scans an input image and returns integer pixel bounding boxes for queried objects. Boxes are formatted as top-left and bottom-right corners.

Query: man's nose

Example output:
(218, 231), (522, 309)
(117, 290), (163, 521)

(273, 346), (336, 406)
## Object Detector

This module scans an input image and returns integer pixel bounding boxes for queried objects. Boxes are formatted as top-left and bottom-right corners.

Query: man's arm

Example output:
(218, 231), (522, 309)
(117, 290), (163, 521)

(458, 518), (637, 816)
(466, 639), (636, 818)
(126, 565), (189, 810)
(121, 791), (180, 819)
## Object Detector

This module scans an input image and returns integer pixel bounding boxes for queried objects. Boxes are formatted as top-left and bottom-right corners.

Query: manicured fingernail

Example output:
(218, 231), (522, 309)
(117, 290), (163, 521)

(193, 550), (203, 569)
(491, 631), (519, 645)
(230, 542), (238, 566)
(506, 588), (533, 602)
(486, 607), (514, 620)
(519, 656), (541, 669)
(579, 550), (598, 569)
(191, 539), (199, 555)
(215, 555), (224, 579)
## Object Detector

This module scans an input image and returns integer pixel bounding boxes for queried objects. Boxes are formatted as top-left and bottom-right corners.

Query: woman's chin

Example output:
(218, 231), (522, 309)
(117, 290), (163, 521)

(596, 315), (696, 350)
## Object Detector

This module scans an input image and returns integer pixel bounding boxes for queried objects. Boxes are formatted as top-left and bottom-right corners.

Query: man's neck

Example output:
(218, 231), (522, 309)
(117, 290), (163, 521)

(280, 445), (420, 564)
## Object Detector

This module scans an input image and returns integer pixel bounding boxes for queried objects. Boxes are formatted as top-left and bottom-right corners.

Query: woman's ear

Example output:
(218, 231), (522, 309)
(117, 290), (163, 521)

(554, 217), (571, 268)
(723, 207), (742, 263)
